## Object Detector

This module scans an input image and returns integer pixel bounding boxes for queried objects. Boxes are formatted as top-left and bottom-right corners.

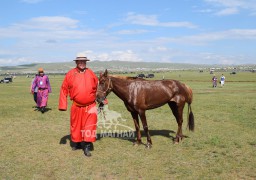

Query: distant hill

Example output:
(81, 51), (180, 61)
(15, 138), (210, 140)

(0, 60), (255, 74)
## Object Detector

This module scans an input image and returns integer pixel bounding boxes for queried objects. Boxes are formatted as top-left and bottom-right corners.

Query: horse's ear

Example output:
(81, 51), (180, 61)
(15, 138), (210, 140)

(99, 72), (103, 78)
(103, 69), (108, 77)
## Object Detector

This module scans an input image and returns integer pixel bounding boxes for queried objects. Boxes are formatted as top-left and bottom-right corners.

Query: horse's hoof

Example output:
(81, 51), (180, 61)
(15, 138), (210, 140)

(145, 144), (152, 149)
(173, 138), (180, 144)
(173, 135), (183, 144)
(133, 142), (141, 146)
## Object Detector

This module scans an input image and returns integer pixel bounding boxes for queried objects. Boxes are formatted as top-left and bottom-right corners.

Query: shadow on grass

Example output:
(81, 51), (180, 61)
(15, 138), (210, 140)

(32, 106), (52, 113)
(43, 107), (52, 113)
(59, 129), (178, 148)
(96, 129), (176, 142)
(59, 134), (73, 148)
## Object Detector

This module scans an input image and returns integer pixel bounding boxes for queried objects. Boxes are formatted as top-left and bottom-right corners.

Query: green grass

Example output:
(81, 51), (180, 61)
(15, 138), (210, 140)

(0, 71), (256, 179)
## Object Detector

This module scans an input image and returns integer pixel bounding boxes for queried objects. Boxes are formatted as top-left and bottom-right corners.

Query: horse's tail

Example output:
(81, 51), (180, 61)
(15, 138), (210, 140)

(187, 103), (194, 131)
(185, 85), (194, 131)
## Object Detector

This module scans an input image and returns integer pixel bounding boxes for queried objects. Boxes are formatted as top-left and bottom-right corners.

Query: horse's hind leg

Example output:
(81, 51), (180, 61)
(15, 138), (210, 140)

(139, 110), (152, 148)
(131, 112), (142, 146)
(168, 102), (185, 143)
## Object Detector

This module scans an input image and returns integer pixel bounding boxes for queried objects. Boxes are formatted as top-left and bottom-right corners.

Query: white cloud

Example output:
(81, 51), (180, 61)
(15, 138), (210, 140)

(74, 50), (142, 62)
(95, 53), (110, 61)
(148, 46), (168, 52)
(157, 29), (256, 45)
(125, 12), (197, 28)
(117, 29), (151, 35)
(111, 50), (142, 61)
(205, 0), (243, 7)
(0, 57), (36, 66)
(14, 16), (79, 30)
(95, 50), (142, 62)
(214, 7), (239, 16)
(0, 16), (100, 41)
(76, 50), (94, 59)
(196, 8), (214, 13)
(0, 13), (255, 66)
(125, 12), (158, 26)
(199, 52), (249, 64)
(204, 0), (256, 16)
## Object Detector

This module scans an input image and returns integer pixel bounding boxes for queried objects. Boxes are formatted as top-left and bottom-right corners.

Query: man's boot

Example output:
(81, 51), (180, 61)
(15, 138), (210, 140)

(88, 142), (94, 151)
(71, 142), (81, 151)
(83, 142), (91, 157)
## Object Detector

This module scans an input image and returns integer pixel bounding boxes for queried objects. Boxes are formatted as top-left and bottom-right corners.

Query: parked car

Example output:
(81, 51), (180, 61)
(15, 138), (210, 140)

(0, 79), (9, 83)
(146, 74), (154, 78)
(0, 77), (12, 83)
(136, 74), (145, 78)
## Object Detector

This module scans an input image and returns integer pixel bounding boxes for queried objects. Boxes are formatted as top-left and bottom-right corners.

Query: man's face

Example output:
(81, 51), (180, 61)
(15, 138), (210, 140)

(76, 60), (86, 70)
(39, 72), (44, 76)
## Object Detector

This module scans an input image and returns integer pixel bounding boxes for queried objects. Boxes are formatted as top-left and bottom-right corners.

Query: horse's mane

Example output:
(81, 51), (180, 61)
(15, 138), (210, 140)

(110, 75), (145, 80)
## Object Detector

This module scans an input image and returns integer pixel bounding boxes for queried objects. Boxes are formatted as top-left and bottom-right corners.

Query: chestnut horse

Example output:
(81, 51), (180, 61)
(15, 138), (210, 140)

(96, 70), (194, 148)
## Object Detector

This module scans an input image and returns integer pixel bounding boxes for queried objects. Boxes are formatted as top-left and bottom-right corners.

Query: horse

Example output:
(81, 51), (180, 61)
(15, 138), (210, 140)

(96, 69), (194, 148)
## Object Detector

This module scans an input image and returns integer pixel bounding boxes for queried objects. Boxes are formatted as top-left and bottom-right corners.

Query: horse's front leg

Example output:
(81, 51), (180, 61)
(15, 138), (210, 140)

(139, 111), (152, 148)
(131, 112), (142, 146)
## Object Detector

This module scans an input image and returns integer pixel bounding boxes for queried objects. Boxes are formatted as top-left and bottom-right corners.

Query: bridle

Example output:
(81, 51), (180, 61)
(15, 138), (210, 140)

(97, 77), (112, 95)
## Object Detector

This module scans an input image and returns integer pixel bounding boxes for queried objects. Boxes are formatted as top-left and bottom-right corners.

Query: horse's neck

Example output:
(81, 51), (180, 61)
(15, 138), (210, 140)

(111, 77), (130, 101)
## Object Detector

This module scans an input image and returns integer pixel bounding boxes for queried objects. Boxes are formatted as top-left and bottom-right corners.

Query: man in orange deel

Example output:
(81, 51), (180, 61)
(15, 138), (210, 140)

(59, 53), (98, 157)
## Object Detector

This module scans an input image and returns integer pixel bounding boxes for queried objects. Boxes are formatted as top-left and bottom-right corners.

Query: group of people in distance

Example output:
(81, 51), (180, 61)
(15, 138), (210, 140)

(212, 74), (225, 88)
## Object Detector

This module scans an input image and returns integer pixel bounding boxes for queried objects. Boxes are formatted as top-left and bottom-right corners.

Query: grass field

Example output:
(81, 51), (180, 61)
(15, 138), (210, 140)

(0, 71), (256, 179)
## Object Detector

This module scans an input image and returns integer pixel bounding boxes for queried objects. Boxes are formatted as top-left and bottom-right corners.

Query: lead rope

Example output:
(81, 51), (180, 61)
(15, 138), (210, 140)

(98, 104), (107, 127)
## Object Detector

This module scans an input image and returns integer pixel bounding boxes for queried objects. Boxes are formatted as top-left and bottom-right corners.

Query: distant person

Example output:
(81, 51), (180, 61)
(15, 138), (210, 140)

(31, 68), (52, 113)
(220, 74), (225, 87)
(30, 74), (38, 108)
(58, 54), (98, 157)
(212, 75), (218, 88)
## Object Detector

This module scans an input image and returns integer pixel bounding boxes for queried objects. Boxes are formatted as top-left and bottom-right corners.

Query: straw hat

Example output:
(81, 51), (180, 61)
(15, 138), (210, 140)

(73, 53), (90, 61)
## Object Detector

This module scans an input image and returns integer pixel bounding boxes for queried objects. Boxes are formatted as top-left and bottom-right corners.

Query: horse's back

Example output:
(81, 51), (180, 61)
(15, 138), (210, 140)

(137, 79), (193, 104)
(128, 79), (179, 102)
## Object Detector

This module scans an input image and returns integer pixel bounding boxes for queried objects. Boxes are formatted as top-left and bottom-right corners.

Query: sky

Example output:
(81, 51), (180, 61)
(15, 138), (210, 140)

(0, 0), (256, 66)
